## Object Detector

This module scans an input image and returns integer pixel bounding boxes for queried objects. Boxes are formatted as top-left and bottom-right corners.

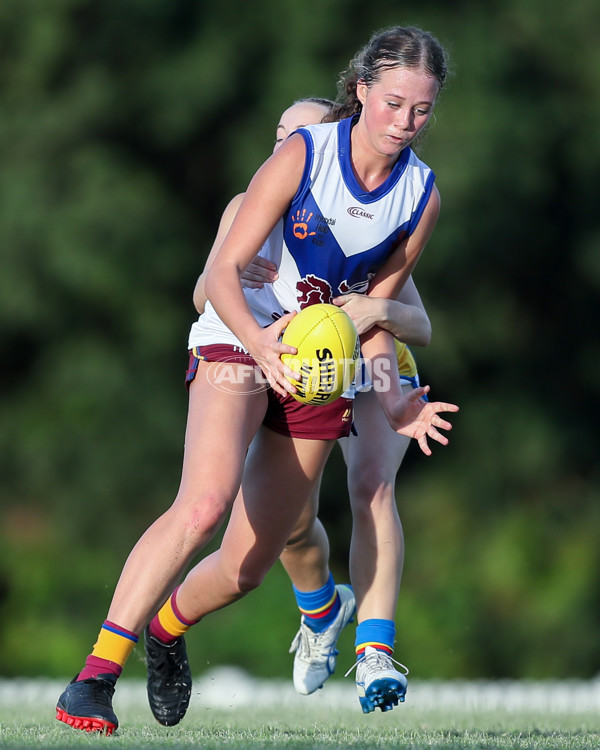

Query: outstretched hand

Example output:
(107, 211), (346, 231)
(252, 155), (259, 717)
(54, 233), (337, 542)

(385, 385), (459, 455)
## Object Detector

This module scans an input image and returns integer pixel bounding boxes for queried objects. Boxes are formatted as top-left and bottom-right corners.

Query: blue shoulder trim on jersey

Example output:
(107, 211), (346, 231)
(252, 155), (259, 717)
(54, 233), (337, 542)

(292, 128), (315, 205)
(337, 116), (355, 194)
(337, 115), (411, 204)
(407, 170), (436, 236)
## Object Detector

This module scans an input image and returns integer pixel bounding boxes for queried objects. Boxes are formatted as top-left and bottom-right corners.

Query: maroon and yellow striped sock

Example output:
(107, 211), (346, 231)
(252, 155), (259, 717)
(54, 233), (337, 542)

(148, 586), (197, 643)
(77, 620), (139, 681)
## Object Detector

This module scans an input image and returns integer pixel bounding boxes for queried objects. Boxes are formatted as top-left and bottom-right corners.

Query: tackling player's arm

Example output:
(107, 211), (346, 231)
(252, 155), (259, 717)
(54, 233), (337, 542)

(332, 276), (431, 346)
(359, 185), (439, 368)
(193, 195), (280, 315)
(350, 185), (439, 374)
(193, 194), (245, 314)
(367, 185), (441, 306)
(357, 186), (453, 445)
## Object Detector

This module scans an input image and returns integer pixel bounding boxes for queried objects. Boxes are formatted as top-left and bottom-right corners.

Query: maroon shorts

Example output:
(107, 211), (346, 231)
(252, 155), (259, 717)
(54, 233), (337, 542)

(186, 345), (353, 440)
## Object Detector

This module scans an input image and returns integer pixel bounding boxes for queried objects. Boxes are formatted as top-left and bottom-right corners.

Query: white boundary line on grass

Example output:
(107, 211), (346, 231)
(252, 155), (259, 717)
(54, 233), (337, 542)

(3, 669), (600, 713)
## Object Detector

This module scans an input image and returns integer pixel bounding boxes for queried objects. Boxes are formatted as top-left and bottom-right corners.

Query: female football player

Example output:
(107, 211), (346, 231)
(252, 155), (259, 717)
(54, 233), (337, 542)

(190, 96), (433, 712)
(56, 26), (456, 733)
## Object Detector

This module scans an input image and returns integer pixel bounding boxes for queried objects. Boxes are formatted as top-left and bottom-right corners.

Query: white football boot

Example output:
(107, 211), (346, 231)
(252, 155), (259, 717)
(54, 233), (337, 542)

(289, 584), (356, 695)
(348, 645), (409, 713)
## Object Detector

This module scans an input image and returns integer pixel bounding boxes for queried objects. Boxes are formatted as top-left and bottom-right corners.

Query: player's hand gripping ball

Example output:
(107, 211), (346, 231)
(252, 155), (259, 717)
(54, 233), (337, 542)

(281, 303), (360, 405)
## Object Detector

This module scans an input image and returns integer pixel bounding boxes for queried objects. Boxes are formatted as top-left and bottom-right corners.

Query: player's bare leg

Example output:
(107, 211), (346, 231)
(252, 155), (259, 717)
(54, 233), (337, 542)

(340, 387), (412, 712)
(177, 427), (334, 615)
(279, 481), (329, 591)
(144, 427), (335, 724)
(280, 479), (356, 694)
(56, 362), (267, 733)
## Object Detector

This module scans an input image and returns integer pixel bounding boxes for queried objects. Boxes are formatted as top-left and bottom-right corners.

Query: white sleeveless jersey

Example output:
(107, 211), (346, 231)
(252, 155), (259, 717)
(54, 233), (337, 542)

(188, 115), (435, 350)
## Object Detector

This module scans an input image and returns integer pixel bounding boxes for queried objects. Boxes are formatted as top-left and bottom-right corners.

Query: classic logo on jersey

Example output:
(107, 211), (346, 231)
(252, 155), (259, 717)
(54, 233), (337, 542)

(292, 208), (316, 240)
(347, 207), (374, 220)
(296, 274), (333, 308)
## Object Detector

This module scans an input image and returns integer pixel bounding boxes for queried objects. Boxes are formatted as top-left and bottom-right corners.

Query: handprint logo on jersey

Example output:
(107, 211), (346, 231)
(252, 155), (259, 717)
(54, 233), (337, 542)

(292, 209), (316, 240)
(297, 275), (333, 308)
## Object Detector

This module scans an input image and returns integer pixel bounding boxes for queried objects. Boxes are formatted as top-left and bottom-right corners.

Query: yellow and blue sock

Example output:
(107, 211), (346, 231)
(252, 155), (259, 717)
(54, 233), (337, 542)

(355, 618), (396, 658)
(148, 586), (197, 644)
(77, 620), (139, 681)
(293, 573), (340, 633)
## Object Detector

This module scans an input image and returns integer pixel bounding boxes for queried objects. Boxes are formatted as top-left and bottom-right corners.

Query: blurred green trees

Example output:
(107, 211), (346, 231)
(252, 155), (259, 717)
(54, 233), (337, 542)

(1, 0), (599, 680)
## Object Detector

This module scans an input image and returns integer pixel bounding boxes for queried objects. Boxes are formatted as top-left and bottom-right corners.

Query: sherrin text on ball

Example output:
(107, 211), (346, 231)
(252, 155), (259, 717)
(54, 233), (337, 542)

(281, 303), (360, 405)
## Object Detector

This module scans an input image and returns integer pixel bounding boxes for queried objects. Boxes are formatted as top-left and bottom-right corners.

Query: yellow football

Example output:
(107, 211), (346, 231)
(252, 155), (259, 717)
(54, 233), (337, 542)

(281, 303), (360, 405)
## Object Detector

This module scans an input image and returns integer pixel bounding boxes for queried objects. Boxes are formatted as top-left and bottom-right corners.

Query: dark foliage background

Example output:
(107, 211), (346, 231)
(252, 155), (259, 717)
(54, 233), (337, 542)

(1, 0), (599, 681)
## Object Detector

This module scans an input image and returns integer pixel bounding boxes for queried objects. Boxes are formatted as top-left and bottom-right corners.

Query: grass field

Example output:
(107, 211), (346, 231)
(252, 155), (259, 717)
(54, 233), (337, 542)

(2, 670), (600, 749)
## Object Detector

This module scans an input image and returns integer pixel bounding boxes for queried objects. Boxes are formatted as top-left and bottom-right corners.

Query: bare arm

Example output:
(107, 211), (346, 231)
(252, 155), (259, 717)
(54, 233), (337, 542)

(332, 275), (431, 346)
(194, 194), (280, 314)
(193, 194), (245, 314)
(232, 259), (432, 346)
(204, 166), (456, 450)
(358, 186), (457, 450)
(366, 185), (441, 309)
(204, 134), (308, 394)
(360, 184), (440, 375)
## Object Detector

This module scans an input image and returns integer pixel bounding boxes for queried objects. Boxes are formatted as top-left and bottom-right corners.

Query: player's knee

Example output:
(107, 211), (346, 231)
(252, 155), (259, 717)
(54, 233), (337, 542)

(349, 475), (394, 516)
(285, 520), (314, 548)
(236, 563), (268, 594)
(348, 468), (385, 501)
(285, 502), (319, 549)
(174, 492), (231, 548)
